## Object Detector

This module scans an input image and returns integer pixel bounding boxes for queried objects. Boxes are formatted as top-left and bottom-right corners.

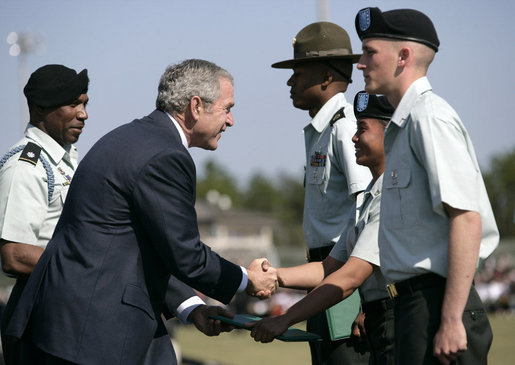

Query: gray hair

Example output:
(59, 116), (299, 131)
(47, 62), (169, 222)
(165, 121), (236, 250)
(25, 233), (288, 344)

(156, 59), (233, 114)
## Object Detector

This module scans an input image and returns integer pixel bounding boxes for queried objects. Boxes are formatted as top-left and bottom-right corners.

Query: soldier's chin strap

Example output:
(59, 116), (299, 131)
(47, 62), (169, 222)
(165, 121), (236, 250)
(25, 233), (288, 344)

(0, 142), (55, 204)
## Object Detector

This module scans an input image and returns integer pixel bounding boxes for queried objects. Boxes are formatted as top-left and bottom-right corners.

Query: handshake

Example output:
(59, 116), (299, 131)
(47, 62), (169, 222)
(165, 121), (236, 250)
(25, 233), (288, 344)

(245, 258), (279, 299)
(189, 258), (280, 338)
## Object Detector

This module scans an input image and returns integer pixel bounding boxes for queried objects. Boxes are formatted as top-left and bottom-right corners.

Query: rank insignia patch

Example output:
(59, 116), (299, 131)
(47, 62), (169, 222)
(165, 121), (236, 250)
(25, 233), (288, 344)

(19, 142), (42, 166)
(358, 8), (371, 31)
(356, 92), (369, 112)
(330, 107), (346, 126)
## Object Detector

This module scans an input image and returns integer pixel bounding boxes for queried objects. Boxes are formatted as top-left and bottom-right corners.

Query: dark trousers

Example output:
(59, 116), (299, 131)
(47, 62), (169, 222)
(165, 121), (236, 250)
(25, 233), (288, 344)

(307, 310), (369, 365)
(306, 246), (369, 365)
(362, 298), (395, 365)
(393, 277), (492, 365)
(1, 280), (26, 365)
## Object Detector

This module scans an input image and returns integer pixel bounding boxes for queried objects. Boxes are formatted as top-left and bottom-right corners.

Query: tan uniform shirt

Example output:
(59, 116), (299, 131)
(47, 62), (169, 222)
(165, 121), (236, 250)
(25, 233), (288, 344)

(379, 77), (499, 282)
(0, 125), (78, 248)
(303, 92), (371, 250)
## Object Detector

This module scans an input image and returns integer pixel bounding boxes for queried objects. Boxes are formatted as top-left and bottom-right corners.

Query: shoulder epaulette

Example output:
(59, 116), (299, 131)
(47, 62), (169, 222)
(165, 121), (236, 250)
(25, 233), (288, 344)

(18, 142), (42, 166)
(0, 142), (55, 204)
(330, 107), (346, 126)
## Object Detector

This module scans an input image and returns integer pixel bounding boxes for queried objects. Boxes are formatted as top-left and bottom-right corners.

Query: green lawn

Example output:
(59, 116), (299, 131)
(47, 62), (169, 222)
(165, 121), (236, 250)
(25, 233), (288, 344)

(488, 314), (515, 365)
(175, 322), (311, 365)
(175, 314), (515, 365)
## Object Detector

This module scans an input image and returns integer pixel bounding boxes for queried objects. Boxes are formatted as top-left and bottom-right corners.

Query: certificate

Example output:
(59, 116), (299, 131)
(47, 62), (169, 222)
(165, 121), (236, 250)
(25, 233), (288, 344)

(210, 313), (322, 342)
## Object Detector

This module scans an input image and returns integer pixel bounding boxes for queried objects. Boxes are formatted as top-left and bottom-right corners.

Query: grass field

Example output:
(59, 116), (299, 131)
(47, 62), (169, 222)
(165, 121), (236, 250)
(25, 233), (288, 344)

(175, 314), (515, 365)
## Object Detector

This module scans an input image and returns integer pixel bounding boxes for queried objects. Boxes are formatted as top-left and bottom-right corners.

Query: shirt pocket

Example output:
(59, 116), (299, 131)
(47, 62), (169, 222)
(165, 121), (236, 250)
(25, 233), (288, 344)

(383, 167), (411, 229)
(48, 176), (71, 205)
(59, 184), (70, 204)
(306, 163), (326, 186)
(306, 145), (329, 192)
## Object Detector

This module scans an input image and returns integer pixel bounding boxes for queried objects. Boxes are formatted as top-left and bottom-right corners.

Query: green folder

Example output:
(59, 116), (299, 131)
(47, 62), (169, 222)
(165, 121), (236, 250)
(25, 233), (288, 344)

(210, 313), (322, 342)
(325, 290), (361, 340)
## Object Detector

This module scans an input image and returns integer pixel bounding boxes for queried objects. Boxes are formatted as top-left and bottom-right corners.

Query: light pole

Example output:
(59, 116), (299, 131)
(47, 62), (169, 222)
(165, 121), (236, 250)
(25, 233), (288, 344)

(317, 0), (330, 21)
(6, 31), (43, 134)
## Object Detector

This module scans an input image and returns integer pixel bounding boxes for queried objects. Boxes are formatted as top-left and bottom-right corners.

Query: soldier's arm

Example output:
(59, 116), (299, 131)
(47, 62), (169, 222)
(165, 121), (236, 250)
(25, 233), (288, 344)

(0, 239), (44, 279)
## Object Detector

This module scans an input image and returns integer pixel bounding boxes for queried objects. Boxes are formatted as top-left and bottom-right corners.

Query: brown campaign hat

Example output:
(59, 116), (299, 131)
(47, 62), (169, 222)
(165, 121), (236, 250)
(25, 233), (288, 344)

(272, 22), (361, 69)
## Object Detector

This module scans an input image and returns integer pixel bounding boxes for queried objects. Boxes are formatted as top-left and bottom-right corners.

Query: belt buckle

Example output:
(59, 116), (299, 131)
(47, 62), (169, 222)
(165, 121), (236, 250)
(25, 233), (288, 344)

(387, 283), (398, 299)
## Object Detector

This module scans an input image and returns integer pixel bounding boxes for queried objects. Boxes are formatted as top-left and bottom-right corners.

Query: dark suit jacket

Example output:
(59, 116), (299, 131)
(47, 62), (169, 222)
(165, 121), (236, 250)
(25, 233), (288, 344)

(5, 110), (243, 364)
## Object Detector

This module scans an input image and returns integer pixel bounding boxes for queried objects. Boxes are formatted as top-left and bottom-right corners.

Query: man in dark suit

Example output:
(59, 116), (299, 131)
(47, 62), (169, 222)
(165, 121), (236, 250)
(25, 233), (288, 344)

(3, 59), (278, 364)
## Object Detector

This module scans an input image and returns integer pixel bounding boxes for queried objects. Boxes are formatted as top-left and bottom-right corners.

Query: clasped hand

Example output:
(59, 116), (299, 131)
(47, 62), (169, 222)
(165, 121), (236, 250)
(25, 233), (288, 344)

(246, 258), (278, 299)
(248, 315), (290, 343)
(433, 318), (468, 364)
(188, 304), (235, 337)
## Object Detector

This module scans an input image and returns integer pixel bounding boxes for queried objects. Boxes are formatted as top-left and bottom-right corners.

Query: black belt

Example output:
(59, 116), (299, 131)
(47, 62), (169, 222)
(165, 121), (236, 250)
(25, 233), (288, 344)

(386, 272), (446, 299)
(306, 244), (334, 262)
(362, 297), (394, 313)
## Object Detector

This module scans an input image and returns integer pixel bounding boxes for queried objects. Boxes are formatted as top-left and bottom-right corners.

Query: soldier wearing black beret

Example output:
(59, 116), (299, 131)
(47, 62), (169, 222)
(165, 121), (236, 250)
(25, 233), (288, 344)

(23, 64), (89, 109)
(0, 64), (89, 364)
(249, 91), (397, 365)
(354, 7), (498, 365)
(354, 91), (394, 123)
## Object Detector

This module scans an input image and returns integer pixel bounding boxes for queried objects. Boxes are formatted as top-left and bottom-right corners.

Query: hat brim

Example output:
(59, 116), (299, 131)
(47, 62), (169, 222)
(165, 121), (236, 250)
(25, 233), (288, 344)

(271, 54), (362, 69)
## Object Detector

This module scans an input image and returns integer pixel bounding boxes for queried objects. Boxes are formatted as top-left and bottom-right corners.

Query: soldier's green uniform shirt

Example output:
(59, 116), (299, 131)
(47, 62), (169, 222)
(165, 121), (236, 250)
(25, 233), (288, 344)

(303, 92), (371, 250)
(330, 174), (389, 303)
(0, 125), (78, 248)
(379, 77), (499, 283)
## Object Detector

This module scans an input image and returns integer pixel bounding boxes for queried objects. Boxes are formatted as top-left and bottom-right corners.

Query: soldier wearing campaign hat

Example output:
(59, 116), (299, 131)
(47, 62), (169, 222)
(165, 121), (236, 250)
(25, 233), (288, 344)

(260, 22), (372, 365)
(0, 64), (89, 364)
(354, 7), (498, 364)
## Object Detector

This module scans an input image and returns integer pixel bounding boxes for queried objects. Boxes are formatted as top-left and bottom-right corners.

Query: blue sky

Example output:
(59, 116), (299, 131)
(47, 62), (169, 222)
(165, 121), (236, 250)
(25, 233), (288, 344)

(1, 0), (514, 185)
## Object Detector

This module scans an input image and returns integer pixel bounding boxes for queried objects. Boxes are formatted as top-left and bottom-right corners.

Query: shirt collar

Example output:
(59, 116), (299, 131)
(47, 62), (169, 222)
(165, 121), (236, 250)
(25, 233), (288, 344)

(390, 76), (432, 128)
(310, 92), (348, 132)
(25, 124), (76, 165)
(367, 173), (383, 197)
(358, 174), (382, 218)
(166, 112), (188, 149)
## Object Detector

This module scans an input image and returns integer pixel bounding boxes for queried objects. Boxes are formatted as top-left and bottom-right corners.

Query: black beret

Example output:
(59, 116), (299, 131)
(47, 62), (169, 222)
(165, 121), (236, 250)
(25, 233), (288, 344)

(354, 91), (394, 121)
(355, 7), (439, 52)
(24, 64), (89, 108)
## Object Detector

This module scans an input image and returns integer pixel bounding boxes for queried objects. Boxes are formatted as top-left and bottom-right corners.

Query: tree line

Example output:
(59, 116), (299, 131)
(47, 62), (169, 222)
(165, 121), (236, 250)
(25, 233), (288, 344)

(197, 148), (515, 246)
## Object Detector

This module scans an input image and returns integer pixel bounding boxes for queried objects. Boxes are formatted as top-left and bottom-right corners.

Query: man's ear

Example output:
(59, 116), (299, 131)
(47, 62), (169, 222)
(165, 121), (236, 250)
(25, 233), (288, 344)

(34, 104), (47, 117)
(398, 47), (411, 67)
(189, 96), (202, 120)
(321, 71), (333, 89)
